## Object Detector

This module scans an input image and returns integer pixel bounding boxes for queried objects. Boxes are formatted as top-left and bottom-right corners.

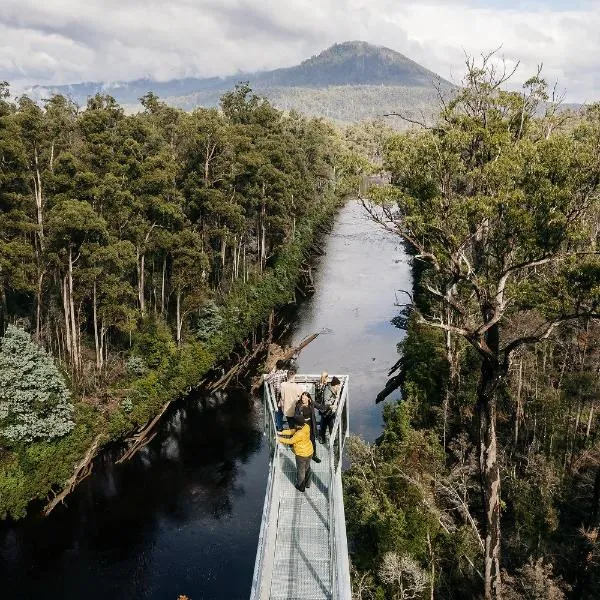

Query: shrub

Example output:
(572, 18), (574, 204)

(0, 325), (75, 444)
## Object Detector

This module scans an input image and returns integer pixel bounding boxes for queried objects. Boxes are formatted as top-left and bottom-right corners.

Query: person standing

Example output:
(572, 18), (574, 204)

(277, 420), (314, 492)
(280, 367), (302, 428)
(295, 391), (321, 463)
(314, 371), (329, 406)
(264, 359), (287, 431)
(315, 376), (341, 444)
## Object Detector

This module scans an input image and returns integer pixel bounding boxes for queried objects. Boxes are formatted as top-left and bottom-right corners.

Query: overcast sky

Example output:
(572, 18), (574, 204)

(1, 0), (599, 102)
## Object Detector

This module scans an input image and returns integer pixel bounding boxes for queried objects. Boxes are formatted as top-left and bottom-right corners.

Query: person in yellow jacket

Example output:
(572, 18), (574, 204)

(278, 421), (314, 492)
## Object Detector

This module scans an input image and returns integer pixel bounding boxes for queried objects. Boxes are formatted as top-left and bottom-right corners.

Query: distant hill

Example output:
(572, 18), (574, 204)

(29, 41), (453, 123)
(240, 41), (449, 88)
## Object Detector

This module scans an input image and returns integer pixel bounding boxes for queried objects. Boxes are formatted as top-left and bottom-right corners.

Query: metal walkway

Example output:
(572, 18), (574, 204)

(250, 375), (352, 600)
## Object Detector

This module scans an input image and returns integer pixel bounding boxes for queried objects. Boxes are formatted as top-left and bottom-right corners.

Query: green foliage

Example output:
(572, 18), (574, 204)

(0, 326), (74, 444)
(353, 59), (600, 598)
(132, 317), (176, 368)
(0, 82), (350, 520)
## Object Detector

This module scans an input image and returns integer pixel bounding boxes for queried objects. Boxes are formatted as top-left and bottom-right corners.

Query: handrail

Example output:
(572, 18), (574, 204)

(250, 381), (281, 600)
(251, 374), (352, 600)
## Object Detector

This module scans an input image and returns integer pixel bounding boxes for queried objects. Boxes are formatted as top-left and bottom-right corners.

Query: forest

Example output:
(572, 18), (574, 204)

(0, 82), (358, 519)
(345, 58), (600, 599)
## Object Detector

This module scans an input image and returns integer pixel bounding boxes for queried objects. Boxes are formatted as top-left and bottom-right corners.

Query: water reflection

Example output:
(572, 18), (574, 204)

(0, 391), (267, 600)
(290, 200), (411, 442)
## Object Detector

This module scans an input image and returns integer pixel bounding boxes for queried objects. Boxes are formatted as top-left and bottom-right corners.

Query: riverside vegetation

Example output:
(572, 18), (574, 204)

(345, 57), (600, 599)
(0, 82), (361, 519)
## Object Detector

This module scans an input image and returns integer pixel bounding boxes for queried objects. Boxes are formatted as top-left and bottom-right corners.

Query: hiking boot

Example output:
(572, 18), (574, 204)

(295, 483), (305, 492)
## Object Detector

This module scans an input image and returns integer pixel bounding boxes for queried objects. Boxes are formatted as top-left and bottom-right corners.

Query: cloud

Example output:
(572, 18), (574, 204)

(0, 0), (598, 102)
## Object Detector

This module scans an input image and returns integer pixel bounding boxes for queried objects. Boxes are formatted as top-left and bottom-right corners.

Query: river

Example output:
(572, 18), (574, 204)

(0, 200), (411, 600)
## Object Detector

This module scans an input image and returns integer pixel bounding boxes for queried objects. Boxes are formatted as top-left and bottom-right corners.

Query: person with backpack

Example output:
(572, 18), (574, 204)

(314, 376), (341, 444)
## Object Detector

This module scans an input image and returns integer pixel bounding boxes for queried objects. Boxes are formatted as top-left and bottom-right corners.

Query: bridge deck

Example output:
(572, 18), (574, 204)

(270, 439), (332, 600)
(250, 375), (351, 600)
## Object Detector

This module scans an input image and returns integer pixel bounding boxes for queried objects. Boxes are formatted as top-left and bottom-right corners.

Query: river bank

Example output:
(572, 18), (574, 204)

(0, 200), (410, 599)
(0, 194), (342, 522)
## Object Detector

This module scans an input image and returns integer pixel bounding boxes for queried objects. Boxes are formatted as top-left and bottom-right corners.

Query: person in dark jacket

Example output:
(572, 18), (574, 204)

(295, 391), (321, 463)
(314, 376), (341, 444)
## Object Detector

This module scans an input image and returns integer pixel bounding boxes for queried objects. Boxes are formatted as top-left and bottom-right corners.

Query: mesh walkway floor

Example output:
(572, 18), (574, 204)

(269, 439), (332, 600)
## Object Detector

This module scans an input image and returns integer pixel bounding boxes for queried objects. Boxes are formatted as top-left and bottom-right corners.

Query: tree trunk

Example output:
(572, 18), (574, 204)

(62, 275), (72, 361)
(514, 358), (524, 448)
(36, 270), (44, 342)
(68, 247), (79, 371)
(260, 200), (266, 272)
(33, 147), (45, 343)
(33, 147), (45, 247)
(161, 256), (167, 316)
(477, 321), (502, 600)
(176, 289), (182, 346)
(100, 319), (106, 366)
(586, 402), (595, 439)
(137, 250), (146, 316)
(93, 279), (102, 371)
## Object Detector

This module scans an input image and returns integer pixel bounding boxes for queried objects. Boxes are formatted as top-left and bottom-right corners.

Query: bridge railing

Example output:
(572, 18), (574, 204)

(250, 380), (280, 600)
(250, 374), (351, 600)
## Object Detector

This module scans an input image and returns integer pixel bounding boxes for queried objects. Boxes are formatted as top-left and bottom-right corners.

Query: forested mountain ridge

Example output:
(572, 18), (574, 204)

(29, 41), (451, 123)
(0, 82), (360, 519)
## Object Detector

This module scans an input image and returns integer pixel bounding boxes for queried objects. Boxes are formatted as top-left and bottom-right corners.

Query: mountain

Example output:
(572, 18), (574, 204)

(236, 41), (448, 88)
(30, 41), (453, 123)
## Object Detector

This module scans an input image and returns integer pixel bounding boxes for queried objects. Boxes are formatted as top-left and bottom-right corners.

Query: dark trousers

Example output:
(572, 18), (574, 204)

(296, 454), (312, 489)
(309, 423), (318, 459)
(319, 413), (334, 441)
(275, 408), (284, 431)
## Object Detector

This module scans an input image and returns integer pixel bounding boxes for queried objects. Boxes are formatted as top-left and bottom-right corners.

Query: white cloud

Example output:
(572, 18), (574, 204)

(0, 0), (598, 102)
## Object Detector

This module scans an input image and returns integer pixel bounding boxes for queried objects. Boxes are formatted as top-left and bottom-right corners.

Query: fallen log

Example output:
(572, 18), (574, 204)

(208, 340), (270, 393)
(116, 397), (178, 464)
(43, 434), (103, 516)
(252, 331), (321, 393)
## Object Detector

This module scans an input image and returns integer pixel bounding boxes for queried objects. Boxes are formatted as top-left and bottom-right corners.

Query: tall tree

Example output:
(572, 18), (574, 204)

(363, 57), (600, 598)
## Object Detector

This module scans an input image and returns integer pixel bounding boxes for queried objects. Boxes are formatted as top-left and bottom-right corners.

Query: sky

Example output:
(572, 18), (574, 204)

(1, 0), (599, 102)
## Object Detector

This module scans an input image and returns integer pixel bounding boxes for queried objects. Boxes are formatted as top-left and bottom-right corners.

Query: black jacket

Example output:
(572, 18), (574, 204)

(295, 401), (317, 433)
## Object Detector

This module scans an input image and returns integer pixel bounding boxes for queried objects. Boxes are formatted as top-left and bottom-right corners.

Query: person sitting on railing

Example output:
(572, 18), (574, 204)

(294, 391), (321, 463)
(277, 420), (314, 492)
(280, 366), (302, 428)
(314, 376), (341, 444)
(264, 359), (287, 431)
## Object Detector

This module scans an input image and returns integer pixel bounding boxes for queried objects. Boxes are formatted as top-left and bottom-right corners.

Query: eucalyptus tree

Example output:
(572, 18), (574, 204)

(47, 199), (107, 371)
(363, 57), (600, 599)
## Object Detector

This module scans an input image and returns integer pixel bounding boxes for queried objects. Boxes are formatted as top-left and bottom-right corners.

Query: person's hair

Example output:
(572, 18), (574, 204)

(275, 359), (286, 370)
(331, 376), (341, 387)
(320, 371), (328, 379)
(300, 391), (312, 402)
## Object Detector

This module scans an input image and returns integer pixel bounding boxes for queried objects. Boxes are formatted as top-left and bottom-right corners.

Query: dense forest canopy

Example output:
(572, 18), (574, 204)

(0, 81), (358, 518)
(348, 56), (600, 599)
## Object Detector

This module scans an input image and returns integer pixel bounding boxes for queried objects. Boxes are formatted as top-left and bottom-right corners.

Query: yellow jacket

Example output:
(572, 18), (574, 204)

(278, 424), (313, 458)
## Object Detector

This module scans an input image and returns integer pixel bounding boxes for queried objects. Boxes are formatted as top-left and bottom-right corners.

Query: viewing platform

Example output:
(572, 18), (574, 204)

(250, 374), (352, 600)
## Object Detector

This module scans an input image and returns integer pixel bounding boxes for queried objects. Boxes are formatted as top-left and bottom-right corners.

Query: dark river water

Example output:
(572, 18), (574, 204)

(0, 200), (411, 600)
